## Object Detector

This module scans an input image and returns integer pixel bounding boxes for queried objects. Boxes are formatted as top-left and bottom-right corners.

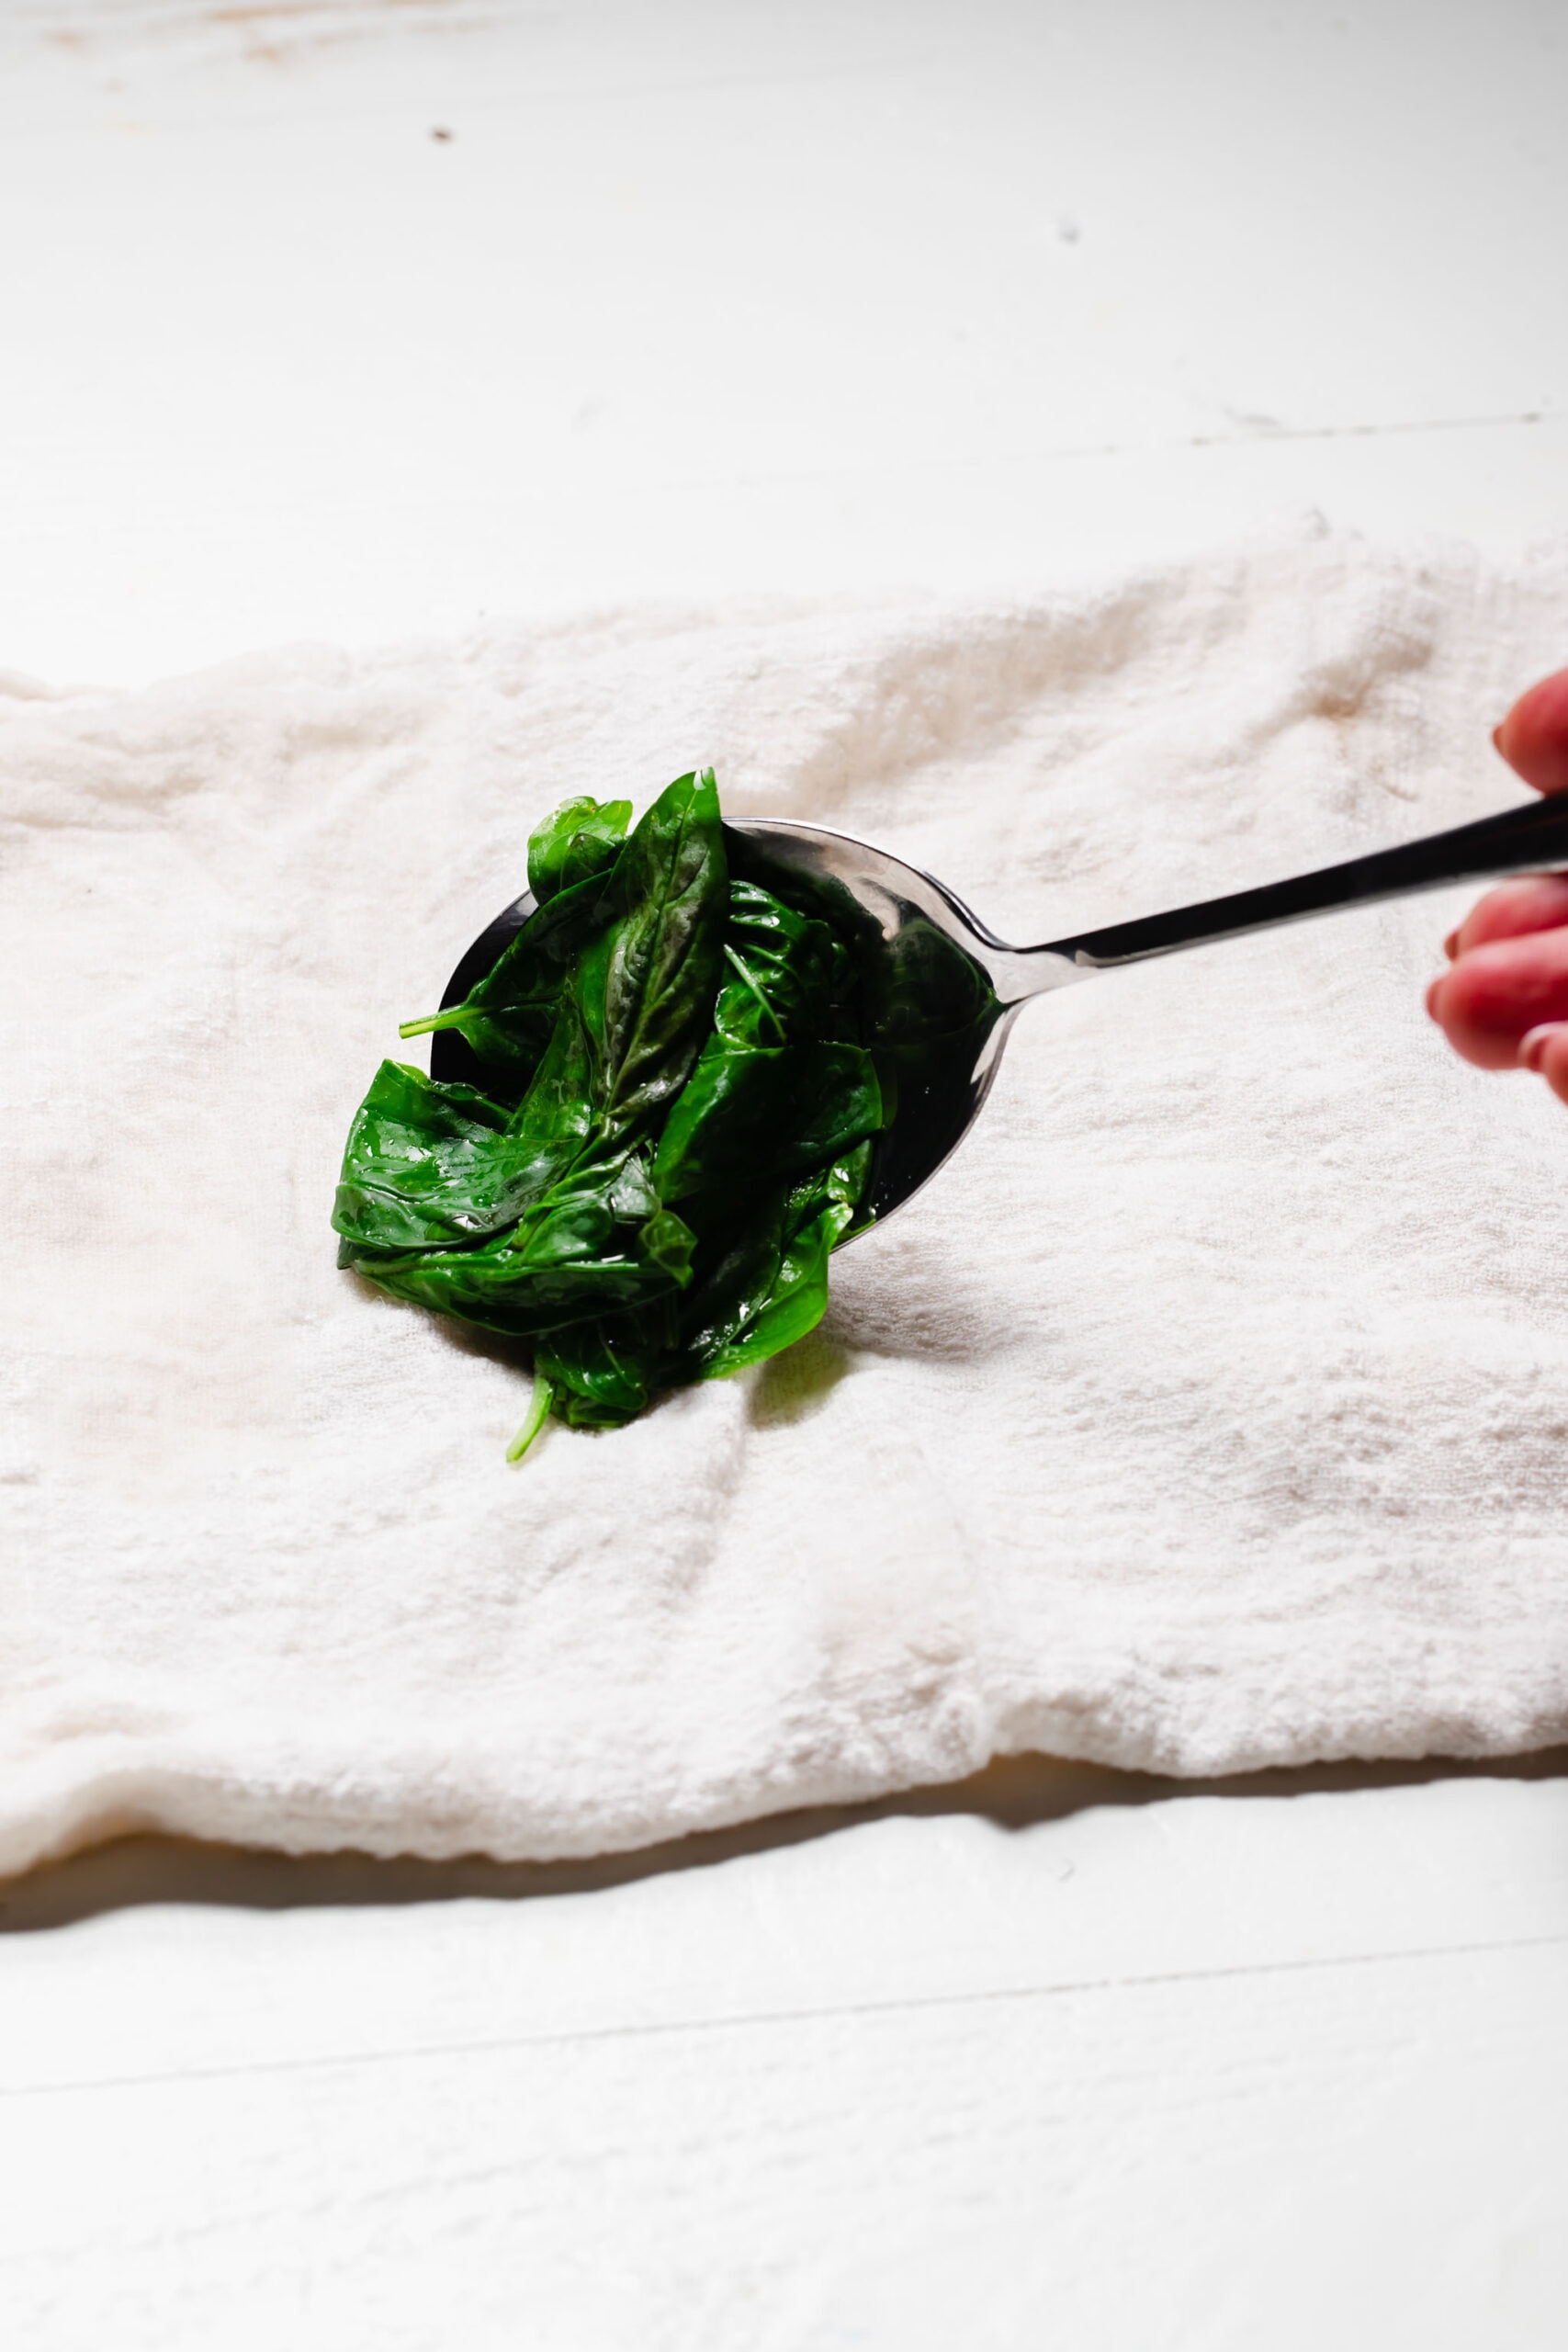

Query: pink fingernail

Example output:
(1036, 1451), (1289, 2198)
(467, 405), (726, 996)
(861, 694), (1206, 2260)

(1426, 977), (1445, 1020)
(1493, 724), (1506, 755)
(1518, 1023), (1566, 1071)
(1442, 928), (1461, 960)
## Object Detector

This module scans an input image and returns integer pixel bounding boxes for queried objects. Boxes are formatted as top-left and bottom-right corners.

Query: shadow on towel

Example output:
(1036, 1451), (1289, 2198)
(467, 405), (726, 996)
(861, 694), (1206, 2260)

(3, 1747), (1564, 1932)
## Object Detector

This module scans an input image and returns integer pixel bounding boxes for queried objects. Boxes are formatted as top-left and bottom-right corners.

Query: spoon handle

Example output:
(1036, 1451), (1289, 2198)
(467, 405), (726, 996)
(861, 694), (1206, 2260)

(1033, 795), (1568, 972)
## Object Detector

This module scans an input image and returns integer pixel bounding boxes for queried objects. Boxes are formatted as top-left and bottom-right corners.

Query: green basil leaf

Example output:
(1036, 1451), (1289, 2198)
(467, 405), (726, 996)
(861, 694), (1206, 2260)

(347, 1223), (678, 1341)
(636, 1206), (697, 1286)
(534, 1314), (662, 1428)
(673, 1144), (874, 1381)
(651, 876), (876, 1202)
(527, 795), (633, 905)
(337, 768), (887, 1451)
(335, 997), (603, 1257)
(395, 864), (619, 1087)
(696, 1199), (849, 1378)
(713, 881), (841, 1046)
(654, 1038), (881, 1203)
(575, 767), (727, 1129)
(333, 1060), (514, 1251)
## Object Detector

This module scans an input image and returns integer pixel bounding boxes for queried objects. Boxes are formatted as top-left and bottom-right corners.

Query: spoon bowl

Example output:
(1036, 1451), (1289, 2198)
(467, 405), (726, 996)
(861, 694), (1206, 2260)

(433, 792), (1568, 1234)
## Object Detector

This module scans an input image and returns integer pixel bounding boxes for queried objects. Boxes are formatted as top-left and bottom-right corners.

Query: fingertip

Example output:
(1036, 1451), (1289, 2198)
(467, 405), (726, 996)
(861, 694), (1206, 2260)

(1518, 1022), (1568, 1071)
(1443, 875), (1568, 958)
(1495, 670), (1568, 796)
(1520, 1023), (1568, 1105)
(1427, 926), (1568, 1069)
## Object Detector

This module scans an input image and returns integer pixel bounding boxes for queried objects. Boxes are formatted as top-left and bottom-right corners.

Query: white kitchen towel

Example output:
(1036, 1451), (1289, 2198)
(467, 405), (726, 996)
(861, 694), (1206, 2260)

(5, 525), (1566, 1874)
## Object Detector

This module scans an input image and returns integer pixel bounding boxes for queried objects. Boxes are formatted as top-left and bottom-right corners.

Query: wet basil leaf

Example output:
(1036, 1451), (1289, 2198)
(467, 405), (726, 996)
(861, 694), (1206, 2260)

(653, 880), (878, 1201)
(394, 860), (619, 1088)
(534, 1306), (673, 1429)
(575, 767), (727, 1128)
(527, 795), (632, 905)
(713, 881), (843, 1045)
(333, 1061), (513, 1253)
(676, 1146), (871, 1381)
(654, 1037), (880, 1203)
(333, 770), (883, 1453)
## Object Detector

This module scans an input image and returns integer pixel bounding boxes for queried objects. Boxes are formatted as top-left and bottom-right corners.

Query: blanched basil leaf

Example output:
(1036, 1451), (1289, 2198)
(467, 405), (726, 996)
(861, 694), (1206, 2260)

(394, 862), (619, 1089)
(527, 795), (632, 905)
(575, 767), (728, 1129)
(335, 771), (881, 1452)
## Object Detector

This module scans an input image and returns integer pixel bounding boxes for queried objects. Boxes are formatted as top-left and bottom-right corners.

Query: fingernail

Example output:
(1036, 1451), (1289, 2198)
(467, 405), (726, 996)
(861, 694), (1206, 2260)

(1493, 724), (1506, 755)
(1518, 1023), (1566, 1071)
(1426, 976), (1445, 1020)
(1442, 927), (1461, 960)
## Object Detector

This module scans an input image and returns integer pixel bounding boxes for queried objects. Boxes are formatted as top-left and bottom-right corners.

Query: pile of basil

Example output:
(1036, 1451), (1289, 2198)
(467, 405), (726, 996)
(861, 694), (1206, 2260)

(333, 770), (884, 1455)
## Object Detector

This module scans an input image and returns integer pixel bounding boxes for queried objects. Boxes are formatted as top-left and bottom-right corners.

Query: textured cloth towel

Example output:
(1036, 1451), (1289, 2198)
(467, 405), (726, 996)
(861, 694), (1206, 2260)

(4, 526), (1566, 1873)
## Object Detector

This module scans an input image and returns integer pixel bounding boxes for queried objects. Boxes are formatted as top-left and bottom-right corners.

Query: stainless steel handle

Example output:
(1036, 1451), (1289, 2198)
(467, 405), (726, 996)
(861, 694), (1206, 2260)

(1033, 796), (1568, 971)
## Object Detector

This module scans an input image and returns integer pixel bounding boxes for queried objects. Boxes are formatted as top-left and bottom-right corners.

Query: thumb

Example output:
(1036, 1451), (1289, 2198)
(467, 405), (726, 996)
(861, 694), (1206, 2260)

(1495, 668), (1568, 796)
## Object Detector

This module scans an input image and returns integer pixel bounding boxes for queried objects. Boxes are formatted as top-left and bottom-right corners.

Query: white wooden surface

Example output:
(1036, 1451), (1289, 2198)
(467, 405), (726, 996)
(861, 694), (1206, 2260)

(4, 4), (1567, 2345)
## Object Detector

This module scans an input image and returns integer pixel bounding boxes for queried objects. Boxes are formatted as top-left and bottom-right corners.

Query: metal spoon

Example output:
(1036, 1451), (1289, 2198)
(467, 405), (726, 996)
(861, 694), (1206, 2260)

(432, 793), (1568, 1233)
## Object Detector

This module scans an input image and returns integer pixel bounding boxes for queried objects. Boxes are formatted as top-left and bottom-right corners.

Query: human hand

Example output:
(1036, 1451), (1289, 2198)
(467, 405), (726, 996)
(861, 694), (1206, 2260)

(1426, 669), (1568, 1104)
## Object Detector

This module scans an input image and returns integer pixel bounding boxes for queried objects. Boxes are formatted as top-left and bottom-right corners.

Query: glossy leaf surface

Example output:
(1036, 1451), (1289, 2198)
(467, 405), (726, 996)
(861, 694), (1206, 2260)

(526, 795), (632, 905)
(394, 857), (619, 1089)
(576, 767), (728, 1128)
(333, 772), (885, 1447)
